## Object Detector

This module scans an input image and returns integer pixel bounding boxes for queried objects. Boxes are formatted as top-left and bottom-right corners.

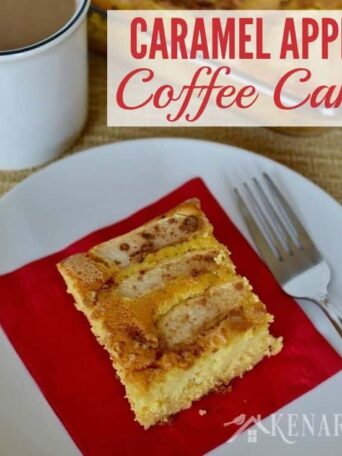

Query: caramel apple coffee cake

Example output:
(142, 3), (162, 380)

(58, 199), (282, 428)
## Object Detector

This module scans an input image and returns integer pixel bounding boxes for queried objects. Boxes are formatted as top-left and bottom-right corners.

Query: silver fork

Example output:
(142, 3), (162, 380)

(234, 173), (342, 338)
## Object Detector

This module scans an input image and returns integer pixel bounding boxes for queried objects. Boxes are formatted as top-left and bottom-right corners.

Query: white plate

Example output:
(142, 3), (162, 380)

(0, 138), (341, 456)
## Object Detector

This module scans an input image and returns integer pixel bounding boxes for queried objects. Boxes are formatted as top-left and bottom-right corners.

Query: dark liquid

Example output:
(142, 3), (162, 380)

(0, 0), (76, 51)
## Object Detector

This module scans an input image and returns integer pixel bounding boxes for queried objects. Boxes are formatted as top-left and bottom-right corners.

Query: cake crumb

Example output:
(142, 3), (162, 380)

(199, 409), (207, 416)
(270, 336), (283, 355)
(214, 252), (225, 265)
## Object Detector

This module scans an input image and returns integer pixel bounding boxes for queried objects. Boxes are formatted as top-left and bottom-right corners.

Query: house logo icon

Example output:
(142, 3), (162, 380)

(224, 412), (342, 444)
(224, 413), (271, 443)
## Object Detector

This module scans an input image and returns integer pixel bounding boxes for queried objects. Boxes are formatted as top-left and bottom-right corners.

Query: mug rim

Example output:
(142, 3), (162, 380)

(0, 0), (90, 59)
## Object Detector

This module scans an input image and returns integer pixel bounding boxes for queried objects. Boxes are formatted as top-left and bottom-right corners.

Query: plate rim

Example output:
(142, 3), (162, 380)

(1, 136), (341, 456)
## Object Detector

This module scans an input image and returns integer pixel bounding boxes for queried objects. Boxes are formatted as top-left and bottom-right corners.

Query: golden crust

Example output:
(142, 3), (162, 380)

(57, 253), (112, 311)
(57, 199), (282, 428)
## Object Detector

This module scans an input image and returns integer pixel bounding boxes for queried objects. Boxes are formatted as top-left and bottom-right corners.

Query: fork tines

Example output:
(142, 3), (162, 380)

(234, 173), (321, 270)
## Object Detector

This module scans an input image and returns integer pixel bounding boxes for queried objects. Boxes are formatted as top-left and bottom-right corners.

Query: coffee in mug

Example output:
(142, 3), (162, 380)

(0, 0), (76, 51)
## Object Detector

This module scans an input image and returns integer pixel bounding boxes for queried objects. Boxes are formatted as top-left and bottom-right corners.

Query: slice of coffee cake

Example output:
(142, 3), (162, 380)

(58, 199), (282, 428)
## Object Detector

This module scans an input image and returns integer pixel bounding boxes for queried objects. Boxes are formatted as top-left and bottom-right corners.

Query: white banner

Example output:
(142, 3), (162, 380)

(108, 10), (342, 127)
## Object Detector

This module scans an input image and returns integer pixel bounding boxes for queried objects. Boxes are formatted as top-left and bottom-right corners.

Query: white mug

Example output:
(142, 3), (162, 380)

(0, 0), (90, 170)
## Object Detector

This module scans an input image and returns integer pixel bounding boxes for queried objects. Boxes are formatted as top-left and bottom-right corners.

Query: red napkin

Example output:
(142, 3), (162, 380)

(0, 178), (341, 456)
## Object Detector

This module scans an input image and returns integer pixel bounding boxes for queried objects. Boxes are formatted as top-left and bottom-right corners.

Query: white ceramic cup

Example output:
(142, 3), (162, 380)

(0, 0), (90, 170)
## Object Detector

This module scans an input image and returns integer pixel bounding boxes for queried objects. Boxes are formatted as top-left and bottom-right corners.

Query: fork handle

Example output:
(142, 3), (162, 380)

(313, 295), (342, 339)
